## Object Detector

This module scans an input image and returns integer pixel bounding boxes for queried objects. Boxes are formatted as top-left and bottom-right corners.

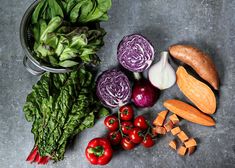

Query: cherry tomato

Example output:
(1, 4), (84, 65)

(119, 105), (134, 121)
(134, 116), (148, 130)
(129, 127), (144, 144)
(104, 115), (119, 131)
(108, 131), (122, 146)
(141, 135), (155, 148)
(121, 137), (135, 150)
(121, 121), (134, 135)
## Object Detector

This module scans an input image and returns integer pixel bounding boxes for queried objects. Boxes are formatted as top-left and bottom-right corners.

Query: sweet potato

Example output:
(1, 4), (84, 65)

(169, 114), (180, 125)
(188, 146), (196, 155)
(176, 66), (216, 114)
(169, 140), (177, 150)
(152, 126), (167, 135)
(164, 120), (174, 132)
(184, 138), (197, 148)
(171, 126), (181, 135)
(163, 99), (215, 126)
(177, 131), (189, 142)
(153, 110), (168, 126)
(169, 44), (219, 90)
(177, 145), (187, 156)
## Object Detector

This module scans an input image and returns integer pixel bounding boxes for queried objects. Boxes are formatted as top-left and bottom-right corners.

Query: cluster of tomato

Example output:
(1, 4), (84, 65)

(105, 105), (155, 150)
(85, 105), (156, 165)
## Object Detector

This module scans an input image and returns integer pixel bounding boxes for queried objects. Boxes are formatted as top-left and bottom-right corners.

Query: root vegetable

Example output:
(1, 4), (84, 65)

(163, 99), (216, 126)
(169, 114), (180, 125)
(177, 131), (189, 142)
(169, 44), (219, 90)
(171, 127), (181, 136)
(152, 126), (167, 135)
(169, 140), (177, 150)
(177, 145), (187, 156)
(184, 138), (197, 148)
(176, 66), (216, 114)
(153, 110), (168, 126)
(164, 120), (174, 132)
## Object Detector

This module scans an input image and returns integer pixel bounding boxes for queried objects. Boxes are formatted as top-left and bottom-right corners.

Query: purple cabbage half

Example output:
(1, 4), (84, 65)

(96, 69), (132, 108)
(117, 34), (155, 72)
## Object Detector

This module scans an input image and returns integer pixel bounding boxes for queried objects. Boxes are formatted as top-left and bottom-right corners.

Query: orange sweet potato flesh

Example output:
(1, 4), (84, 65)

(164, 120), (174, 132)
(171, 127), (181, 135)
(176, 66), (216, 114)
(177, 131), (189, 142)
(169, 114), (180, 125)
(153, 110), (168, 126)
(163, 99), (216, 126)
(153, 126), (167, 135)
(178, 146), (187, 156)
(169, 140), (177, 150)
(169, 44), (219, 90)
(184, 138), (197, 148)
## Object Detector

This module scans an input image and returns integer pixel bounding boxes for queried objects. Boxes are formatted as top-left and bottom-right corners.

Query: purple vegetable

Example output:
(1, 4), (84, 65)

(132, 79), (159, 108)
(96, 69), (132, 108)
(117, 34), (155, 72)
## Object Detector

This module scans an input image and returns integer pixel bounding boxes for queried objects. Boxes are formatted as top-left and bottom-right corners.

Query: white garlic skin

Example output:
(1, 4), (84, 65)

(148, 51), (176, 90)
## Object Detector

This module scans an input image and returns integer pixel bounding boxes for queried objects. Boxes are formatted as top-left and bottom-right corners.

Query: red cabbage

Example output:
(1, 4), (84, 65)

(96, 69), (132, 108)
(117, 34), (155, 72)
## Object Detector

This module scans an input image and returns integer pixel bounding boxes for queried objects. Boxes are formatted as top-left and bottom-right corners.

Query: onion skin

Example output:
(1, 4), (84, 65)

(117, 34), (155, 72)
(132, 79), (159, 108)
(96, 69), (132, 108)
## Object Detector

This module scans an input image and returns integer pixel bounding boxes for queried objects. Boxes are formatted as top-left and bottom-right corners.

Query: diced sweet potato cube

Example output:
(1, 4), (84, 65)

(188, 146), (196, 155)
(153, 110), (168, 126)
(164, 120), (174, 132)
(169, 140), (177, 150)
(169, 114), (180, 125)
(152, 126), (166, 135)
(184, 138), (197, 148)
(177, 131), (189, 142)
(158, 110), (168, 118)
(153, 116), (164, 126)
(177, 145), (187, 156)
(171, 126), (181, 135)
(151, 128), (158, 137)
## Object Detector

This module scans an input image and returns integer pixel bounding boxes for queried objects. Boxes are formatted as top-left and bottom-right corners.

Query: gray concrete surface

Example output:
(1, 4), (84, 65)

(1, 0), (235, 167)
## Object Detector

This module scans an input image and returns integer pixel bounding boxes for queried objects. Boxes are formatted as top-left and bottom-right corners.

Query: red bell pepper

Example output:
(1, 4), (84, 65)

(85, 138), (113, 165)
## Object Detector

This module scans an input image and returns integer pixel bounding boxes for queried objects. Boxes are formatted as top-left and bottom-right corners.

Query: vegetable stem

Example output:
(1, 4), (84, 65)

(133, 72), (142, 80)
(117, 110), (126, 137)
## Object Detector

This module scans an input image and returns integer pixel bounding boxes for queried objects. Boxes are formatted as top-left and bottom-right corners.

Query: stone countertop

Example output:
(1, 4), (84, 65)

(0, 0), (235, 167)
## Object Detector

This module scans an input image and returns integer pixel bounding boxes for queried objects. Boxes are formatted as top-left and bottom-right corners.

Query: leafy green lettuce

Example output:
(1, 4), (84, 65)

(30, 0), (112, 68)
(23, 68), (105, 161)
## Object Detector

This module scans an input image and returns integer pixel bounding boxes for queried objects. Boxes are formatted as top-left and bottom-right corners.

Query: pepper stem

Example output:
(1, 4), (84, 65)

(88, 146), (104, 157)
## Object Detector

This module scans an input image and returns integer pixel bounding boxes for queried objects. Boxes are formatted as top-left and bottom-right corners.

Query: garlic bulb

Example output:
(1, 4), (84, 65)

(148, 51), (176, 90)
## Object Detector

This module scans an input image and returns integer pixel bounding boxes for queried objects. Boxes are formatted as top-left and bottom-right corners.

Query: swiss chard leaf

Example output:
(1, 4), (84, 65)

(23, 68), (102, 161)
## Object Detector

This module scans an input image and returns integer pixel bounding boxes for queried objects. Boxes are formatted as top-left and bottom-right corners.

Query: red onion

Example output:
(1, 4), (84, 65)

(132, 79), (159, 108)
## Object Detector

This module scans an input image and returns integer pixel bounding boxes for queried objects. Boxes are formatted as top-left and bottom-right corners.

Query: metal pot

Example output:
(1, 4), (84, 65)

(19, 1), (72, 75)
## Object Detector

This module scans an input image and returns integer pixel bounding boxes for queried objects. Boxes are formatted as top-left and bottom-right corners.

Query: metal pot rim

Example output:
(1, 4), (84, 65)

(19, 0), (72, 73)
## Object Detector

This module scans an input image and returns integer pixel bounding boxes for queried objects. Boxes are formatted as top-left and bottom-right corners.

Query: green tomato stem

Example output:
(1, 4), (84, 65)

(118, 110), (126, 137)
